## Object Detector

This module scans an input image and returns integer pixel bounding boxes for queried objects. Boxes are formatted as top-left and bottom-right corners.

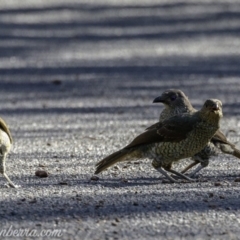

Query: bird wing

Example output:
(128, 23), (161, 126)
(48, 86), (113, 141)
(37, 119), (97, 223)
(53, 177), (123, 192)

(126, 114), (197, 149)
(0, 117), (13, 143)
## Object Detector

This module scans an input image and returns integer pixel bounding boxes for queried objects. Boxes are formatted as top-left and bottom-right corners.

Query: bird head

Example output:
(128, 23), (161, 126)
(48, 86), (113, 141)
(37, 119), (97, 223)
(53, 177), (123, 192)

(201, 99), (223, 120)
(153, 89), (192, 109)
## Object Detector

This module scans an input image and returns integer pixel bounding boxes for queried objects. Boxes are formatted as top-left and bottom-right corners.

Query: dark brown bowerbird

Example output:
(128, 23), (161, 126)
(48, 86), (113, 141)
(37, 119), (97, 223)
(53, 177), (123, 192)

(0, 117), (16, 188)
(95, 99), (222, 183)
(152, 89), (240, 177)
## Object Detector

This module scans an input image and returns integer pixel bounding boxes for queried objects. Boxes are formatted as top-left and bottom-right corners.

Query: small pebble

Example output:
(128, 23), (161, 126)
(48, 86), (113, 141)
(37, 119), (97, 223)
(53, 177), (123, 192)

(29, 198), (37, 204)
(208, 193), (214, 198)
(121, 178), (128, 183)
(58, 182), (68, 185)
(35, 170), (48, 178)
(91, 176), (99, 181)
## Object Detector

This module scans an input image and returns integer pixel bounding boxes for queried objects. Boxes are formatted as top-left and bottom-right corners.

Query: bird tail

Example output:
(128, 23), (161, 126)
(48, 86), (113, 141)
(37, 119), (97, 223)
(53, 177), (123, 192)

(220, 144), (240, 159)
(95, 149), (134, 174)
(233, 147), (240, 159)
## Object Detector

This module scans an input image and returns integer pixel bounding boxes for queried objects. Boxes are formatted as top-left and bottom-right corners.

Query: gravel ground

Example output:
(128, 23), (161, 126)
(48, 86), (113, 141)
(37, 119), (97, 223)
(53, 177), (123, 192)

(1, 0), (240, 239)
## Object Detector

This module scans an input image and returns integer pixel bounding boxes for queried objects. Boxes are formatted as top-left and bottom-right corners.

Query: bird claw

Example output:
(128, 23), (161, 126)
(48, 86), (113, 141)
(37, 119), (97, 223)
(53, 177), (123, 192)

(6, 183), (20, 188)
(11, 184), (21, 188)
(185, 177), (196, 182)
(170, 174), (196, 182)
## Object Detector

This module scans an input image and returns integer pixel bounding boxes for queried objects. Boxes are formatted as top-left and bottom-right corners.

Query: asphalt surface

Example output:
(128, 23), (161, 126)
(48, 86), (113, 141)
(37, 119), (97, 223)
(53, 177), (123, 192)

(1, 0), (240, 239)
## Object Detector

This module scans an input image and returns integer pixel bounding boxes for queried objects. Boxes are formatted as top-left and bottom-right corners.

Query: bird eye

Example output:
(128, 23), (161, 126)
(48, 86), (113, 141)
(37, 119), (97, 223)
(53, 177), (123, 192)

(170, 95), (177, 101)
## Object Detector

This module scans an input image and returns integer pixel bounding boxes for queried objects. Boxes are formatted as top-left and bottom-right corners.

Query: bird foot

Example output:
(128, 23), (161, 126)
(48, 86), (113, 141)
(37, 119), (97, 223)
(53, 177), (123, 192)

(156, 166), (196, 183)
(7, 183), (20, 188)
(162, 179), (195, 184)
(162, 179), (180, 184)
(170, 174), (181, 180)
(170, 173), (196, 182)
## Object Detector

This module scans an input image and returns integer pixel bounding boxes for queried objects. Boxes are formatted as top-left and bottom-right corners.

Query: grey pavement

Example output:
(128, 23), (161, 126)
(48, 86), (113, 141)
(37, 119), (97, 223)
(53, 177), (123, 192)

(1, 0), (240, 239)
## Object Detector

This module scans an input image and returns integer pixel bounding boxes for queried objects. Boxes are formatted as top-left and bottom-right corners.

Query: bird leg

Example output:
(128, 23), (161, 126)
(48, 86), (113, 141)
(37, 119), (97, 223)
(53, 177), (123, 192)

(187, 164), (205, 178)
(152, 160), (195, 183)
(181, 161), (199, 174)
(155, 166), (180, 183)
(186, 156), (209, 178)
(3, 173), (16, 188)
(0, 154), (17, 188)
(180, 153), (210, 178)
(165, 167), (196, 182)
(152, 160), (179, 183)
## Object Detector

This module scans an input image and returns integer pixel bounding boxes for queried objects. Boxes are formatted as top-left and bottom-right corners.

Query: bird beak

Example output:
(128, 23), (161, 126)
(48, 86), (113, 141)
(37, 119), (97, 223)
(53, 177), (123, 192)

(211, 103), (220, 111)
(153, 95), (166, 103)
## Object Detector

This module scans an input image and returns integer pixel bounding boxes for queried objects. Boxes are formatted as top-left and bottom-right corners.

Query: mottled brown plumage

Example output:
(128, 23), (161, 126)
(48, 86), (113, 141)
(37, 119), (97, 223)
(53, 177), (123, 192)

(95, 99), (222, 182)
(0, 116), (16, 188)
(153, 89), (240, 177)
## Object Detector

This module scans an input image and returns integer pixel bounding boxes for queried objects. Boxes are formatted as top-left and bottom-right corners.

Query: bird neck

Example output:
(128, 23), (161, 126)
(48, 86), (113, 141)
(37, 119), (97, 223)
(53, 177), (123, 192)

(162, 103), (192, 117)
(159, 100), (195, 122)
(199, 111), (222, 126)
